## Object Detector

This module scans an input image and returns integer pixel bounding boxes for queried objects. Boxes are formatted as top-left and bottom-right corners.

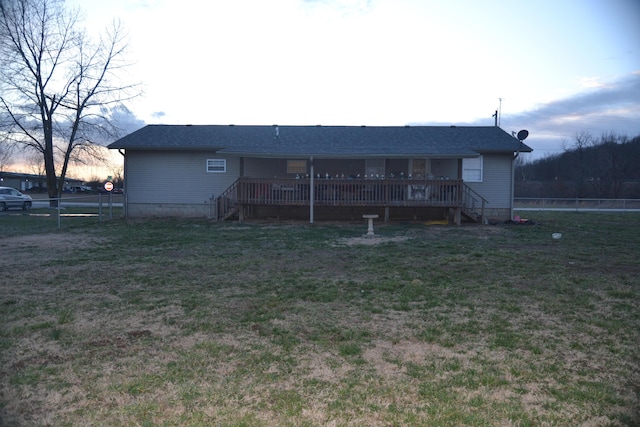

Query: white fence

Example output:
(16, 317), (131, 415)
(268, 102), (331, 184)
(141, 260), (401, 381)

(514, 198), (640, 212)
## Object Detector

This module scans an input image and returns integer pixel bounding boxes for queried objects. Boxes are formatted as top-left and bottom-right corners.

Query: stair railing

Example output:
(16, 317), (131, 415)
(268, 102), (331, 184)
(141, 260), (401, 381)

(215, 178), (240, 221)
(461, 183), (488, 222)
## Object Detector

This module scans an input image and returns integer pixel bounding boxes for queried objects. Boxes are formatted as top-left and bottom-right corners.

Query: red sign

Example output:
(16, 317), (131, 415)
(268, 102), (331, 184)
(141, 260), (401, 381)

(104, 181), (114, 192)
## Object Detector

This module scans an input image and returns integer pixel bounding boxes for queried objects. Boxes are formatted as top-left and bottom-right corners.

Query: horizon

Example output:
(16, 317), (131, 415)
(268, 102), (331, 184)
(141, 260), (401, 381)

(5, 0), (639, 180)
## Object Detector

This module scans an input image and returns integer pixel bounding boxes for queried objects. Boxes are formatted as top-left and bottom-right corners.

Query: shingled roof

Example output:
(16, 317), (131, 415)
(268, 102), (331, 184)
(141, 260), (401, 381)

(108, 125), (532, 158)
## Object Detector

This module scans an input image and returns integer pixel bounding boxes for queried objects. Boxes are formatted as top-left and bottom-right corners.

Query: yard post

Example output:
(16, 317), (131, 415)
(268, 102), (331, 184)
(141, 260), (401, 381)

(57, 197), (61, 229)
(309, 157), (314, 224)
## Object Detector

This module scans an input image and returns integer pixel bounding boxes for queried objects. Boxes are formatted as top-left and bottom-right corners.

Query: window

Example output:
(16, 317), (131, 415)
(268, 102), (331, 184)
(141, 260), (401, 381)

(410, 159), (430, 178)
(365, 159), (385, 178)
(462, 156), (483, 182)
(206, 159), (226, 173)
(287, 159), (307, 174)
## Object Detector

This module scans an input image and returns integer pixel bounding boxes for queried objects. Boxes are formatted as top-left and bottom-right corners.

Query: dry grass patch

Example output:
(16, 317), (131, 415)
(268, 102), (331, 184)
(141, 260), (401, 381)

(1, 213), (639, 426)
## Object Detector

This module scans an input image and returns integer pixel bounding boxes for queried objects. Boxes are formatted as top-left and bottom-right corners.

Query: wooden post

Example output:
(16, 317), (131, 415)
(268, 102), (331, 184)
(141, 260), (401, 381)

(309, 157), (314, 224)
(238, 204), (244, 223)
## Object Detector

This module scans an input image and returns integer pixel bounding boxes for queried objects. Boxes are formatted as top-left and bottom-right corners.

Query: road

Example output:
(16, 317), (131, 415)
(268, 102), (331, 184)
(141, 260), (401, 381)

(31, 201), (123, 208)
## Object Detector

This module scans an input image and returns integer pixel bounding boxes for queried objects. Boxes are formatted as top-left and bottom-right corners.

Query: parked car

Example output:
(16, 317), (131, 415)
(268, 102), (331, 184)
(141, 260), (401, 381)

(0, 187), (33, 211)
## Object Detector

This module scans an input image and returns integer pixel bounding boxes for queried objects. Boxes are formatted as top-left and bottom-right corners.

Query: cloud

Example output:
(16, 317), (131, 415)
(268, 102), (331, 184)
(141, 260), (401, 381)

(515, 73), (639, 122)
(412, 73), (640, 159)
(499, 72), (640, 157)
(300, 0), (373, 17)
(107, 104), (147, 136)
(578, 77), (609, 89)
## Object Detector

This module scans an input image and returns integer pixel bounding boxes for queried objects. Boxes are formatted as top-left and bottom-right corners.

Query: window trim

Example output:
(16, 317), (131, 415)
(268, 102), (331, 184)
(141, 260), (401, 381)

(462, 156), (483, 182)
(206, 158), (227, 173)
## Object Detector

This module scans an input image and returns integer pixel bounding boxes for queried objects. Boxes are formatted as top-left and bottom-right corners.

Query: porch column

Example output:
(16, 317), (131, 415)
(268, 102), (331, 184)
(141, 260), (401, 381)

(309, 156), (314, 224)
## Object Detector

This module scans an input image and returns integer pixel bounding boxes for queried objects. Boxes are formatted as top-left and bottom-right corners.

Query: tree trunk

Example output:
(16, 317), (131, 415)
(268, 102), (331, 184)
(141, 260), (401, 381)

(43, 122), (59, 207)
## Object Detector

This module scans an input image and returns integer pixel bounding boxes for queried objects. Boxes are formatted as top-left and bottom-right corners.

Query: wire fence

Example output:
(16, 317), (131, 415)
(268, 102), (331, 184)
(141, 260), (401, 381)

(5, 195), (638, 232)
(1, 193), (124, 230)
(514, 198), (640, 212)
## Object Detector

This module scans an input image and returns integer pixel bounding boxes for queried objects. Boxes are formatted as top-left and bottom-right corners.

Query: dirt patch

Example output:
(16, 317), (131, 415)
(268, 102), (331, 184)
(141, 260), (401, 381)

(335, 235), (410, 246)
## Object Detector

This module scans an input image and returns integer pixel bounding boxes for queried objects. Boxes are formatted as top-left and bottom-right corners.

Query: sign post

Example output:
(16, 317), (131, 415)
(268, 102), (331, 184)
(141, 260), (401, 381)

(104, 181), (114, 220)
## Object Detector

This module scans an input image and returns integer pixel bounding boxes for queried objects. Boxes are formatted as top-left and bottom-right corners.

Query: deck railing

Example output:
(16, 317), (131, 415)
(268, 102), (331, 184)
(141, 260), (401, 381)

(234, 178), (464, 207)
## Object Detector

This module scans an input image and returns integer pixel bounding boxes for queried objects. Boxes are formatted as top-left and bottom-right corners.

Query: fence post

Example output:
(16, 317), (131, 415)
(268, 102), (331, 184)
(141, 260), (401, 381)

(57, 198), (61, 229)
(209, 195), (217, 220)
(108, 192), (113, 220)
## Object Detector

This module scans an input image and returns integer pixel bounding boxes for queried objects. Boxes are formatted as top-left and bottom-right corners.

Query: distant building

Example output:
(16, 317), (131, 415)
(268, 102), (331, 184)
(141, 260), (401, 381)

(0, 171), (84, 192)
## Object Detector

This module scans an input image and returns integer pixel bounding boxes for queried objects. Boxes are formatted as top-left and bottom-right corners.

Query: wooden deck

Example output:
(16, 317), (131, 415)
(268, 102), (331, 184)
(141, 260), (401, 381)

(217, 178), (486, 223)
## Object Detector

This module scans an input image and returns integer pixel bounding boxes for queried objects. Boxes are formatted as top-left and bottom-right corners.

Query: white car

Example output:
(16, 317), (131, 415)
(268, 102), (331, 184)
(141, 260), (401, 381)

(0, 186), (33, 211)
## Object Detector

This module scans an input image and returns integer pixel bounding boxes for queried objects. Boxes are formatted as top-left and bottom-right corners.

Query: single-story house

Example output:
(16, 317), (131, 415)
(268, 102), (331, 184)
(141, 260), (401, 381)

(107, 124), (532, 223)
(0, 171), (84, 192)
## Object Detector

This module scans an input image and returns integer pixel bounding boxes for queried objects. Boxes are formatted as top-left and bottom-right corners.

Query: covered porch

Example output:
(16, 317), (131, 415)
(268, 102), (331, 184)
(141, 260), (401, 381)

(216, 177), (487, 224)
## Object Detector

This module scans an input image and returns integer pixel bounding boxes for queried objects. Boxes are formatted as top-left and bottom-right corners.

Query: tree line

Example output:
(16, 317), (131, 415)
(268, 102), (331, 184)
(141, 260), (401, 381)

(515, 132), (640, 199)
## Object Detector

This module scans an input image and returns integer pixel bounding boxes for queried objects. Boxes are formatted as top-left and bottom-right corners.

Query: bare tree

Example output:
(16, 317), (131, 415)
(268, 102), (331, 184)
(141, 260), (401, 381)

(0, 0), (138, 204)
(0, 131), (13, 171)
(597, 133), (627, 198)
(564, 131), (594, 197)
(25, 151), (43, 173)
(111, 164), (124, 190)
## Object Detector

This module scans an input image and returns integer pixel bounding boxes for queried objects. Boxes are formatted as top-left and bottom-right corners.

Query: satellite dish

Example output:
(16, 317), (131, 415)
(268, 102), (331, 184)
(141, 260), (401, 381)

(516, 129), (529, 141)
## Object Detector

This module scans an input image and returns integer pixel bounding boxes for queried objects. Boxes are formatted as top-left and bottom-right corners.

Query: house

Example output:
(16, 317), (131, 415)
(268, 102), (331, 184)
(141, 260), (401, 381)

(107, 124), (532, 223)
(0, 171), (84, 192)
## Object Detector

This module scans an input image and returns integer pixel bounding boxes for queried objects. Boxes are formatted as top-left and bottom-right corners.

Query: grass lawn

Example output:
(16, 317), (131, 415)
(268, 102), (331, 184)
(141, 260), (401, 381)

(1, 212), (639, 426)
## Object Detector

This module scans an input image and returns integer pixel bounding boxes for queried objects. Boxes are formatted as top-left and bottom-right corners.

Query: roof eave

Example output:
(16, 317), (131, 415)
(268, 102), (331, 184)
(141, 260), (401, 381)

(108, 146), (226, 151)
(215, 152), (481, 159)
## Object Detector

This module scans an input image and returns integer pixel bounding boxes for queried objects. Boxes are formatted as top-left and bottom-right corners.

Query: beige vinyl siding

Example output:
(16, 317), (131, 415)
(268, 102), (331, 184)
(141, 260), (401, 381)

(464, 154), (513, 208)
(125, 151), (240, 204)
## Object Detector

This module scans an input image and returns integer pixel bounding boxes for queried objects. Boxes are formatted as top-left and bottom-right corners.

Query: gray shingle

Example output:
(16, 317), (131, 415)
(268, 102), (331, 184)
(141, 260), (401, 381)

(108, 124), (532, 157)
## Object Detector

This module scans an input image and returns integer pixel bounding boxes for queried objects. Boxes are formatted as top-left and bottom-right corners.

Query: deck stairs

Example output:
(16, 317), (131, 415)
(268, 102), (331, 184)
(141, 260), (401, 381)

(460, 185), (488, 223)
(215, 179), (240, 221)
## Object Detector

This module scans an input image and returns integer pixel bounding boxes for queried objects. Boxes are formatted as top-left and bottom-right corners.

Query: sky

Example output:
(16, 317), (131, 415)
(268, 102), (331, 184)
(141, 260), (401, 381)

(69, 0), (639, 163)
